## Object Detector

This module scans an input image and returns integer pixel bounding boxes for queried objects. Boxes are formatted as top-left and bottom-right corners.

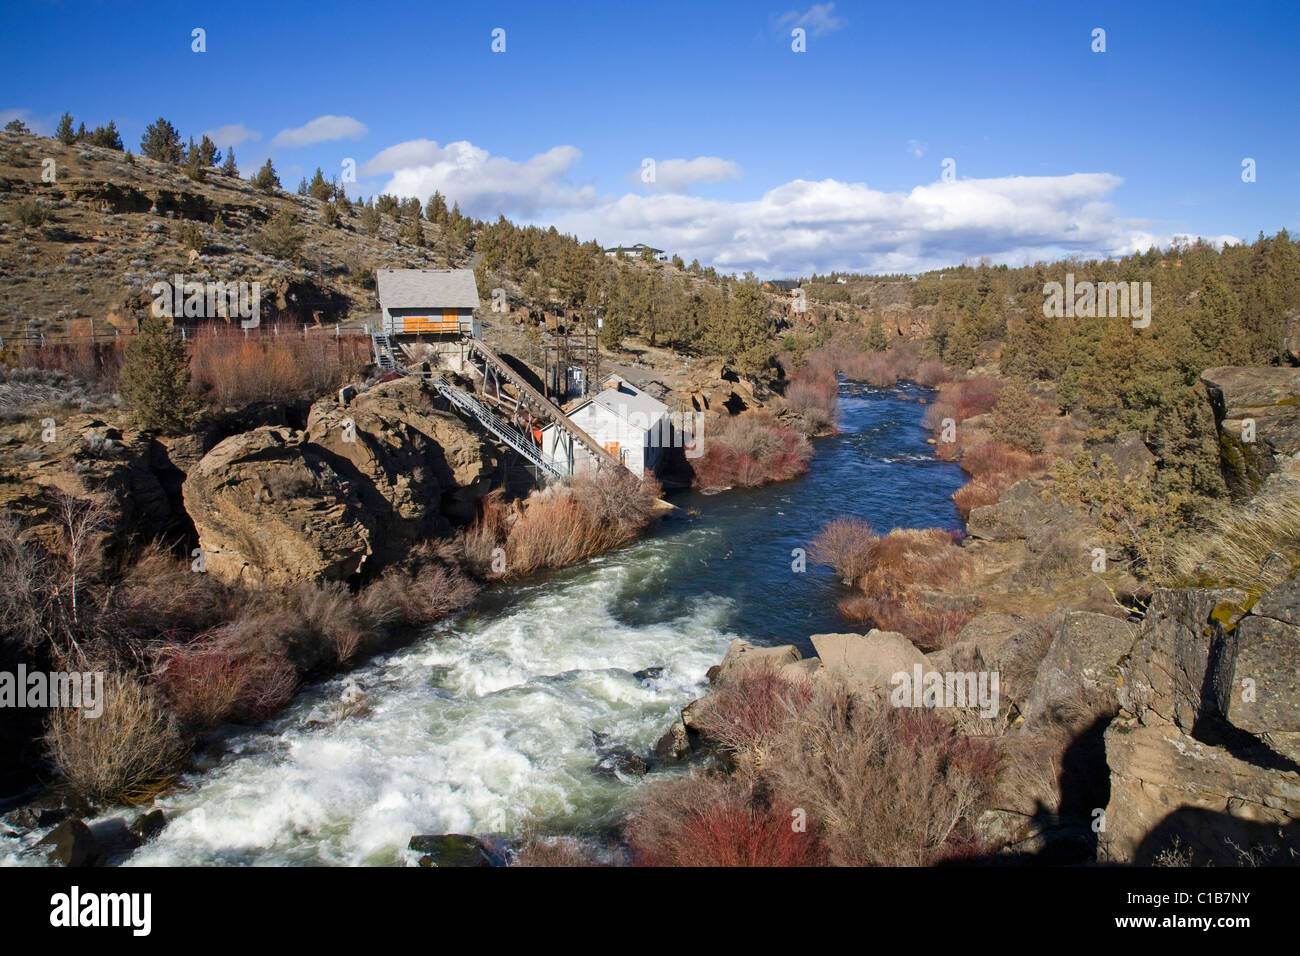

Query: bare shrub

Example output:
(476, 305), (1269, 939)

(691, 669), (813, 770)
(784, 362), (839, 435)
(809, 517), (876, 584)
(953, 482), (1000, 520)
(45, 674), (189, 805)
(626, 771), (826, 867)
(769, 683), (999, 865)
(360, 562), (479, 628)
(153, 614), (297, 728)
(514, 836), (608, 867)
(692, 413), (812, 489)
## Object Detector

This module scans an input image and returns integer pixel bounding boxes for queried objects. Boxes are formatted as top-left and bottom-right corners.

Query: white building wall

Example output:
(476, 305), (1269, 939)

(541, 403), (654, 478)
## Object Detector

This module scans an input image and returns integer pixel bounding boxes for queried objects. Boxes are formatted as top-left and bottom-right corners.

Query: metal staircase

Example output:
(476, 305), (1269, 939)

(430, 375), (566, 483)
(371, 332), (399, 373)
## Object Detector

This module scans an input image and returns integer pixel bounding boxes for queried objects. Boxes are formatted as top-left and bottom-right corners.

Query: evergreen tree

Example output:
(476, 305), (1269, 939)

(55, 112), (76, 145)
(196, 135), (221, 167)
(865, 312), (888, 351)
(184, 138), (206, 182)
(139, 118), (184, 162)
(360, 199), (381, 236)
(118, 314), (198, 435)
(220, 148), (238, 177)
(251, 158), (281, 192)
(990, 379), (1045, 452)
(88, 122), (123, 150)
(4, 118), (31, 133)
(307, 167), (333, 201)
(255, 206), (303, 261)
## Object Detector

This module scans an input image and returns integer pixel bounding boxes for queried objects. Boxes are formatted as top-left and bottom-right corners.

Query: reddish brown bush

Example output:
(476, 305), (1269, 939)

(809, 517), (877, 584)
(188, 325), (370, 406)
(693, 413), (812, 489)
(153, 614), (298, 728)
(770, 686), (999, 865)
(360, 562), (479, 628)
(952, 482), (1000, 520)
(692, 670), (813, 760)
(627, 773), (827, 867)
(838, 594), (974, 651)
(784, 363), (839, 435)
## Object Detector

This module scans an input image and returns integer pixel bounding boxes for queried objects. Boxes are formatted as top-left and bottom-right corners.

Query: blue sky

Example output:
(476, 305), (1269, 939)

(3, 0), (1296, 277)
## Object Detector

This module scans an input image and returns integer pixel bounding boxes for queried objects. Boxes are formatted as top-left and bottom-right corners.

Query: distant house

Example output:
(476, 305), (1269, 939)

(604, 243), (665, 260)
(539, 374), (670, 479)
(762, 279), (801, 293)
(376, 268), (481, 337)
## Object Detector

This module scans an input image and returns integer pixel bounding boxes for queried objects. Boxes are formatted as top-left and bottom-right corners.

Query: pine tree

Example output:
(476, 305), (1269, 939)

(251, 158), (280, 192)
(139, 118), (184, 162)
(307, 167), (333, 201)
(220, 148), (238, 177)
(55, 112), (76, 145)
(196, 135), (220, 167)
(118, 314), (198, 435)
(184, 138), (206, 182)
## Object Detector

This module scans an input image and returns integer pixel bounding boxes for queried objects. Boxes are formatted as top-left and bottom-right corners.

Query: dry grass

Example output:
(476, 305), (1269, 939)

(188, 325), (370, 407)
(1166, 493), (1300, 594)
(513, 836), (608, 867)
(45, 673), (189, 805)
(950, 442), (1054, 519)
(500, 467), (662, 577)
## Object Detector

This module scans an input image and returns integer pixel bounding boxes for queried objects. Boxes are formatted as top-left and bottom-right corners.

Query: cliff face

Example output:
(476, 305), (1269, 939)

(182, 376), (495, 587)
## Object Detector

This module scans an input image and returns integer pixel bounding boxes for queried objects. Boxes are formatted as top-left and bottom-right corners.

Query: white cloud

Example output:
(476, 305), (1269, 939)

(633, 156), (741, 193)
(202, 123), (260, 149)
(776, 3), (847, 37)
(906, 139), (926, 158)
(361, 135), (1176, 275)
(270, 115), (368, 149)
(363, 139), (594, 217)
(557, 173), (1162, 276)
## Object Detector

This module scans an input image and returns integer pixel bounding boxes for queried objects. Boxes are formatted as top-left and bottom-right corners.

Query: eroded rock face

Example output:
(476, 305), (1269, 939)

(1101, 719), (1300, 865)
(1100, 582), (1300, 863)
(1201, 366), (1300, 497)
(182, 426), (373, 586)
(966, 480), (1074, 544)
(1021, 612), (1134, 731)
(714, 638), (802, 683)
(183, 378), (496, 587)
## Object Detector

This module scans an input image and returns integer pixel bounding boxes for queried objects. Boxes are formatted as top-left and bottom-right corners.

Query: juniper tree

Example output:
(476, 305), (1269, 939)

(140, 118), (184, 163)
(55, 112), (75, 145)
(990, 378), (1044, 453)
(118, 314), (198, 435)
(307, 167), (333, 201)
(255, 206), (303, 261)
(251, 158), (280, 192)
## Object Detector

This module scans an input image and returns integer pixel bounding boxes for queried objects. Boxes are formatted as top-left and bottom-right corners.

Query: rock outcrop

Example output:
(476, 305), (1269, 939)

(1101, 584), (1300, 864)
(1201, 366), (1300, 497)
(183, 377), (494, 586)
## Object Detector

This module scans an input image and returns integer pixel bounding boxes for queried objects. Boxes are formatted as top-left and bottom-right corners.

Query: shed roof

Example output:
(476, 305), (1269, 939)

(376, 269), (480, 310)
(543, 380), (669, 433)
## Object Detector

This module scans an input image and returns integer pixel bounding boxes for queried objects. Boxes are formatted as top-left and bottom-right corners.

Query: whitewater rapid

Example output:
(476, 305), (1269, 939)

(123, 535), (735, 866)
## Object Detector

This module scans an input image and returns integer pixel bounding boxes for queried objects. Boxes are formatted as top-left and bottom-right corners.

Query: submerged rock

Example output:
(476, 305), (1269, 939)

(409, 833), (496, 867)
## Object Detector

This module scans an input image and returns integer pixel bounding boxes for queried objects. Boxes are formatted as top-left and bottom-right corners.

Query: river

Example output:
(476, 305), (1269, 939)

(7, 379), (967, 866)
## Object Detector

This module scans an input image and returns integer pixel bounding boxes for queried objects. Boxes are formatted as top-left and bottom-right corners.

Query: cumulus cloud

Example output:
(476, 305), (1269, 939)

(633, 156), (741, 192)
(557, 173), (1161, 276)
(203, 123), (260, 149)
(363, 139), (595, 218)
(776, 3), (847, 36)
(361, 135), (1170, 275)
(271, 115), (368, 149)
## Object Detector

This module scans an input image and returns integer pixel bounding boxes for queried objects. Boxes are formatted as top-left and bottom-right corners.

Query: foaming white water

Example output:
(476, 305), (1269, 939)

(122, 537), (734, 866)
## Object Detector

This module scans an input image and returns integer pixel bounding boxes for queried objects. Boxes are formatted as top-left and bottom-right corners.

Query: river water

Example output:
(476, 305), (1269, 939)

(6, 380), (967, 866)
